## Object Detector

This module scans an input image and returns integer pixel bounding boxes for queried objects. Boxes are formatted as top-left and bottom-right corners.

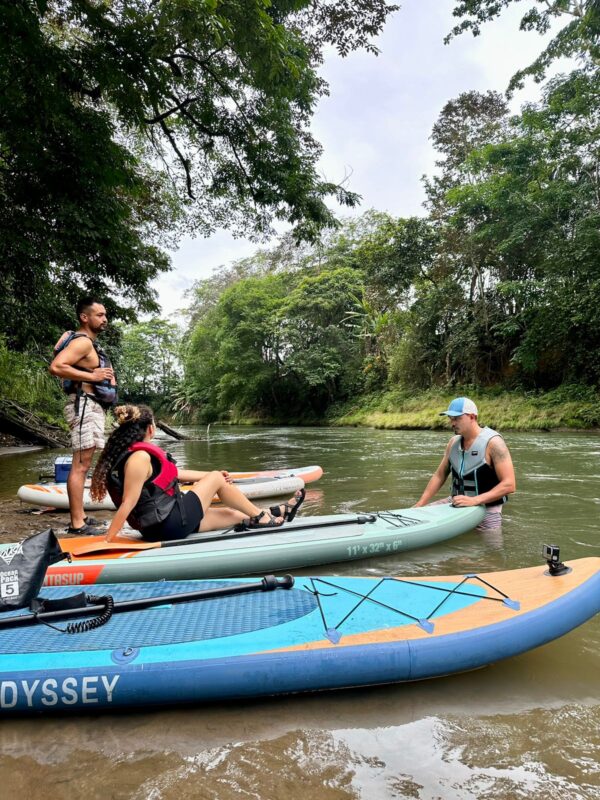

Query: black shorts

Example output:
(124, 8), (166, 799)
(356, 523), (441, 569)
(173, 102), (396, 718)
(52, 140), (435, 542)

(142, 491), (204, 542)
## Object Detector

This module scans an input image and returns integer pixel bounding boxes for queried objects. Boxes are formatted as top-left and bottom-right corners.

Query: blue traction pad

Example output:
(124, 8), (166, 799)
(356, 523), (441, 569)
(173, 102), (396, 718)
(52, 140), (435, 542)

(0, 581), (317, 654)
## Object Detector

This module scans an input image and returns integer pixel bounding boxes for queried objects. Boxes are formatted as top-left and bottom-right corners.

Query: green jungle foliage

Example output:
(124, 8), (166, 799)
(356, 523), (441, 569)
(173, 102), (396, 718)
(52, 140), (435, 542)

(182, 267), (366, 421)
(3, 1), (600, 429)
(116, 319), (182, 413)
(0, 0), (396, 351)
(448, 1), (600, 94)
(179, 2), (600, 424)
(0, 338), (65, 426)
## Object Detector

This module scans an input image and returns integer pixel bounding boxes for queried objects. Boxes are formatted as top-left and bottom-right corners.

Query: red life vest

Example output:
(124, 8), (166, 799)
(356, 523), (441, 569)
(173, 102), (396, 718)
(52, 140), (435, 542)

(129, 442), (179, 494)
(107, 442), (183, 531)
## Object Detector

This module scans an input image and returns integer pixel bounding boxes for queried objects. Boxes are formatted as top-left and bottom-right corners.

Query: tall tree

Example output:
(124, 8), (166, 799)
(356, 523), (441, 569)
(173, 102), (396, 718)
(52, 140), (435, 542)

(444, 70), (600, 386)
(418, 92), (511, 384)
(118, 318), (182, 403)
(183, 261), (365, 419)
(0, 0), (395, 346)
(448, 1), (600, 92)
(1, 1), (397, 348)
(0, 1), (172, 349)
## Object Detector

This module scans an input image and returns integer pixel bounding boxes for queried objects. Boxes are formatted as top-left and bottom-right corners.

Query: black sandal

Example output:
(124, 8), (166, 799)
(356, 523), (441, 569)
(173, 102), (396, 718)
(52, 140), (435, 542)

(84, 516), (106, 527)
(246, 510), (285, 530)
(270, 488), (306, 523)
(66, 522), (107, 536)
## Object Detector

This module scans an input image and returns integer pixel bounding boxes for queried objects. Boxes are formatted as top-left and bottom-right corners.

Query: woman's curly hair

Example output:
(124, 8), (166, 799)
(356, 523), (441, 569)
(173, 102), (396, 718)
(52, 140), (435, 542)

(90, 405), (154, 501)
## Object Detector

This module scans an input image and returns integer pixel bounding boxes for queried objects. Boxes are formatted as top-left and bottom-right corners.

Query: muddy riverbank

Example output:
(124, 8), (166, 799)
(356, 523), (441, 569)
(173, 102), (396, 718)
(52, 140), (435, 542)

(0, 498), (112, 545)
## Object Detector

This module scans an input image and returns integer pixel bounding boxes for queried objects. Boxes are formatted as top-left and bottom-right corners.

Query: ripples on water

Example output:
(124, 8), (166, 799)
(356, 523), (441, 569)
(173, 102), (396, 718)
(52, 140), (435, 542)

(1, 426), (599, 798)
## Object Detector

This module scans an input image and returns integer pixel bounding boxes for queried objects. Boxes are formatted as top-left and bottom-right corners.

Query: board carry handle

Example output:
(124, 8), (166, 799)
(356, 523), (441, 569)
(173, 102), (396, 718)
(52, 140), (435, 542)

(67, 514), (378, 557)
(0, 574), (295, 629)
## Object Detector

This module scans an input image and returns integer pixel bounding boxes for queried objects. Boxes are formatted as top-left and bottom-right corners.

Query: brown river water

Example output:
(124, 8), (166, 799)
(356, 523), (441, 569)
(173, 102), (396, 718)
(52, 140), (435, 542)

(0, 425), (599, 799)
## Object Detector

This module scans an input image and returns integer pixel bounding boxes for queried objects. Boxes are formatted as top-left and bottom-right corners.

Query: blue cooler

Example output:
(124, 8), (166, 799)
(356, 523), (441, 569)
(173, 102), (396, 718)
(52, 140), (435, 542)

(54, 456), (73, 482)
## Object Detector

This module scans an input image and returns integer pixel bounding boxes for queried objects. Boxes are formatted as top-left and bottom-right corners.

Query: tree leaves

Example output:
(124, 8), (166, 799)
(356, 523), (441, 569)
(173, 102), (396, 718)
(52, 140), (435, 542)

(0, 0), (395, 349)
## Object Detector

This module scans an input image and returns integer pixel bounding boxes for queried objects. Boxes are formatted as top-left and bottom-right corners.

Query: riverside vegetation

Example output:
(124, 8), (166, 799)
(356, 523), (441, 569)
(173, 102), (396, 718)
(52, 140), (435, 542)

(1, 3), (599, 436)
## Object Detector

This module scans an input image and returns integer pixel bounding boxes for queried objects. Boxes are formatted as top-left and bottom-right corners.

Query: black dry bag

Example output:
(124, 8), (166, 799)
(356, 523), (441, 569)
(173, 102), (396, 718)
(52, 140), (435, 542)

(0, 529), (67, 611)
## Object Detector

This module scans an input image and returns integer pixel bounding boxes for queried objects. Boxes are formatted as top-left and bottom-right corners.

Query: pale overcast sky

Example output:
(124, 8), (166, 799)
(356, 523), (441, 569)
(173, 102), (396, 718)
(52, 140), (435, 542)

(153, 0), (561, 317)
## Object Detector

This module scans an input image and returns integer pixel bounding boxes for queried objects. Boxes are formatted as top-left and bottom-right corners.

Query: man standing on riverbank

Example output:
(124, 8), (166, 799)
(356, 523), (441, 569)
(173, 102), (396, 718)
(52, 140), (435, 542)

(49, 298), (115, 535)
(414, 397), (516, 530)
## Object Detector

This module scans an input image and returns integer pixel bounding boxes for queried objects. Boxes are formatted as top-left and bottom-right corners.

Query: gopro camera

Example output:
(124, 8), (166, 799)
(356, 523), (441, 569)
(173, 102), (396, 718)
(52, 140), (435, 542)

(541, 543), (569, 576)
(542, 544), (560, 563)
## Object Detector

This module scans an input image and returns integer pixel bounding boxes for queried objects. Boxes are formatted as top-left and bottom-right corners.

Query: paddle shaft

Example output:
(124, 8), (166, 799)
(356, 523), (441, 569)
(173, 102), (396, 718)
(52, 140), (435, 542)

(159, 513), (378, 549)
(0, 574), (294, 629)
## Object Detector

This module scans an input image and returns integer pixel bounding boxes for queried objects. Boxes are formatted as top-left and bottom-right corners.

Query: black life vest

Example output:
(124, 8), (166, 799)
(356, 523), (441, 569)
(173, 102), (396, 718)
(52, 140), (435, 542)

(106, 442), (184, 532)
(448, 427), (507, 507)
(53, 331), (117, 410)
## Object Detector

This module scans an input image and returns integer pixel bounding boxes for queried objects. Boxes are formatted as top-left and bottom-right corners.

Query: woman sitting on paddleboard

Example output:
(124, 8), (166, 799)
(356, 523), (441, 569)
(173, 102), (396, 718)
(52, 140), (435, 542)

(90, 404), (305, 542)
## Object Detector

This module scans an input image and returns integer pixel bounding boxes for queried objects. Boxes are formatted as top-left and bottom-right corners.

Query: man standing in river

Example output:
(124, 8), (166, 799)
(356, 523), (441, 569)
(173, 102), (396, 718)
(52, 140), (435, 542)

(49, 298), (116, 535)
(414, 397), (516, 530)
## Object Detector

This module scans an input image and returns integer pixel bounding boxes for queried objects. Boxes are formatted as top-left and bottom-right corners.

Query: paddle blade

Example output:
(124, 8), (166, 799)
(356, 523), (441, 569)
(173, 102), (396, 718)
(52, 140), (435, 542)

(65, 537), (159, 557)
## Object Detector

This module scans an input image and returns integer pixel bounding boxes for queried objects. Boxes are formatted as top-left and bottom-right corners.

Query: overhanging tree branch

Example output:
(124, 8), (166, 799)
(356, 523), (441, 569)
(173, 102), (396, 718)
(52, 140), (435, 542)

(158, 117), (195, 199)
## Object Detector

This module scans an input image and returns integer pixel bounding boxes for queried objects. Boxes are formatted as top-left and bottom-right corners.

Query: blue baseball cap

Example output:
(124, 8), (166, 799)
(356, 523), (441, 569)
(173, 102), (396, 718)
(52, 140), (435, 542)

(439, 397), (478, 417)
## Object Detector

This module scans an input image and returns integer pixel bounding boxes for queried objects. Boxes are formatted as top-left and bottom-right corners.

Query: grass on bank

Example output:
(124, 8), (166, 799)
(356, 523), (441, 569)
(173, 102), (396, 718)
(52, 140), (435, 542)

(188, 385), (600, 431)
(331, 385), (600, 431)
(0, 338), (65, 427)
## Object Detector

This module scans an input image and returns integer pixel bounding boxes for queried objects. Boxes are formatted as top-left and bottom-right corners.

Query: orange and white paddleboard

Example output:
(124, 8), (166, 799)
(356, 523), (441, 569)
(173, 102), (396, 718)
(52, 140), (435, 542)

(17, 465), (323, 511)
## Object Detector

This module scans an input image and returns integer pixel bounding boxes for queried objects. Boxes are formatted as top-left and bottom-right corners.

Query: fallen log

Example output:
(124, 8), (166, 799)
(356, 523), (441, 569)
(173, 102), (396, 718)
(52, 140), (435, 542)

(0, 400), (70, 448)
(156, 419), (189, 440)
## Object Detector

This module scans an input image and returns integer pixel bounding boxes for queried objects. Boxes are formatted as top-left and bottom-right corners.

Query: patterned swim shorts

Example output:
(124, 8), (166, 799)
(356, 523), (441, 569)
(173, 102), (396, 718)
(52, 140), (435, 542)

(64, 395), (106, 452)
